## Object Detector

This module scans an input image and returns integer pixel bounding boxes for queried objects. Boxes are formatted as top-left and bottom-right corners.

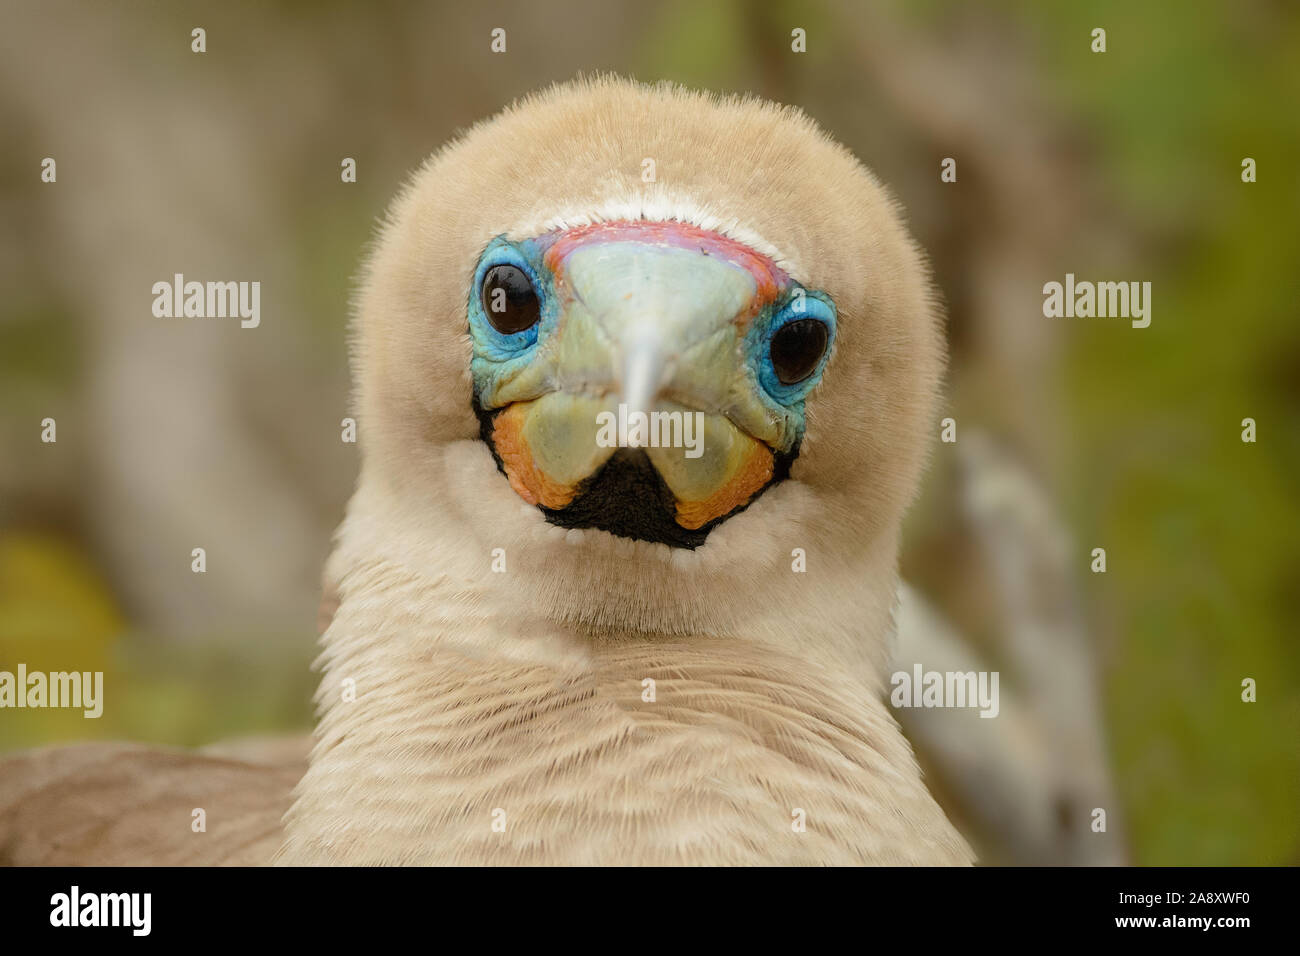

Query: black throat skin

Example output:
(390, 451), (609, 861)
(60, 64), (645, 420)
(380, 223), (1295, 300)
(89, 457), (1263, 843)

(473, 396), (798, 550)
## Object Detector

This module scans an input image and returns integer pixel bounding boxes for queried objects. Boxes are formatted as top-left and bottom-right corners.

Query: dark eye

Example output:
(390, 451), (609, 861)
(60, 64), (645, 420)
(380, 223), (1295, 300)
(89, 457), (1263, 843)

(481, 264), (540, 334)
(769, 319), (829, 385)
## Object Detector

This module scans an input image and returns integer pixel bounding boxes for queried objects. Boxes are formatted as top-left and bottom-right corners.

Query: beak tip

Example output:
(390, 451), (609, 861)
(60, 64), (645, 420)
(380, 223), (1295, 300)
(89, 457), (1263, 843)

(619, 327), (666, 416)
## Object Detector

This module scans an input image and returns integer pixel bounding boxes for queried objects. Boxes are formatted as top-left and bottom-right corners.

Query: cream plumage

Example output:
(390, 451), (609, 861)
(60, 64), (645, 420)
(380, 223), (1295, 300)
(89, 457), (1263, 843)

(0, 76), (971, 866)
(279, 76), (969, 865)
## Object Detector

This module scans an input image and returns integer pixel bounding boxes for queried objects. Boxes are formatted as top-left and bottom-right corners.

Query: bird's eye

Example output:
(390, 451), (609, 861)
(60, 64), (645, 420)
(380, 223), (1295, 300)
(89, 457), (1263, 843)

(481, 264), (540, 334)
(769, 318), (829, 385)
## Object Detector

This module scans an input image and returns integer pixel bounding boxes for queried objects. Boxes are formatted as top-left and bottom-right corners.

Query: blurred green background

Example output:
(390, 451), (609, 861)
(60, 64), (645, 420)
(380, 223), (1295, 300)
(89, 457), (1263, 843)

(1, 0), (1296, 864)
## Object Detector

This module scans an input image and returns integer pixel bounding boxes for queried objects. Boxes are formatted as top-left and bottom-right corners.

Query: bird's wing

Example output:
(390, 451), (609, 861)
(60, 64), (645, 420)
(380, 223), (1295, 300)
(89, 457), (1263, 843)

(0, 739), (308, 866)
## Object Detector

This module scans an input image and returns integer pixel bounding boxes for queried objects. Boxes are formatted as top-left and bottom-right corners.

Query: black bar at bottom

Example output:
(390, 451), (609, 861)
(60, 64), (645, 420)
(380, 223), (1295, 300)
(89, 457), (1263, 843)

(0, 865), (1288, 942)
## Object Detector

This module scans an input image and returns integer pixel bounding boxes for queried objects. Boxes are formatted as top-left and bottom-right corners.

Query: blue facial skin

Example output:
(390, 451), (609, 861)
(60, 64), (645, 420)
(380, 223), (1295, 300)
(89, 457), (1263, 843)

(745, 289), (837, 444)
(467, 234), (837, 450)
(467, 236), (556, 404)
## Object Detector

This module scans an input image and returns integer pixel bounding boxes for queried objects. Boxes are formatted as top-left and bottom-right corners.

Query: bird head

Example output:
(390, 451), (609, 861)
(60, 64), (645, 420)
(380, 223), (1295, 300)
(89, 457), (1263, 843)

(340, 77), (943, 673)
(468, 219), (835, 547)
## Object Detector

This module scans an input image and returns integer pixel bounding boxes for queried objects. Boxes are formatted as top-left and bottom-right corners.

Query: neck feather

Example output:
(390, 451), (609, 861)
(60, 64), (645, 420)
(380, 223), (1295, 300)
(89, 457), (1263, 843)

(279, 553), (970, 865)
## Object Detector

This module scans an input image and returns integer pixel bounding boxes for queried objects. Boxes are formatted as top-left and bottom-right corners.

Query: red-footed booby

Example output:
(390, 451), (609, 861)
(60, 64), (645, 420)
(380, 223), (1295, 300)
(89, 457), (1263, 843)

(0, 76), (971, 866)
(280, 76), (970, 865)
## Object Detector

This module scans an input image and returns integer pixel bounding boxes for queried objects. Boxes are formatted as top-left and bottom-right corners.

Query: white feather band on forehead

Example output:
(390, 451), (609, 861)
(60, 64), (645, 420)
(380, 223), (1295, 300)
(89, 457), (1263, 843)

(504, 190), (800, 278)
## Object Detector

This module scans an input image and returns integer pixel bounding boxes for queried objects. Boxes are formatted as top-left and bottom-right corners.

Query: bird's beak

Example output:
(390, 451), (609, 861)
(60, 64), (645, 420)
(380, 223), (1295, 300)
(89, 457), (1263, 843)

(475, 232), (792, 545)
(617, 319), (667, 433)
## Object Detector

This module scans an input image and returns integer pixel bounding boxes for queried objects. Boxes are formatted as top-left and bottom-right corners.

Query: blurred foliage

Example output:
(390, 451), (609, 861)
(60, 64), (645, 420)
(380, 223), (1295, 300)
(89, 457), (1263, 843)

(0, 0), (1295, 864)
(1009, 0), (1300, 865)
(0, 533), (315, 750)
